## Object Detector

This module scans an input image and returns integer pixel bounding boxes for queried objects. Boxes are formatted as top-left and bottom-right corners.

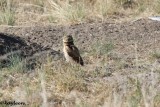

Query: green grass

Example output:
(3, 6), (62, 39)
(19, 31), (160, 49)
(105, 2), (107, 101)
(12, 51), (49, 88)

(152, 51), (160, 59)
(127, 79), (142, 107)
(6, 55), (25, 73)
(0, 9), (15, 26)
(90, 41), (114, 57)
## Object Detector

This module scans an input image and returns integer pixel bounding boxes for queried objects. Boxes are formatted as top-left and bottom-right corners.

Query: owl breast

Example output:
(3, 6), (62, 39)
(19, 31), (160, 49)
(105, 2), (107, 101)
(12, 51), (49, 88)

(63, 47), (71, 62)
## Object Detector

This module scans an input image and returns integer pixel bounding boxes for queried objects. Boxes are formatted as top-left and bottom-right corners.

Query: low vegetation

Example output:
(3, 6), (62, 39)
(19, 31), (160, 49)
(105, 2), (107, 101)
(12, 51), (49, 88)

(0, 0), (160, 107)
(0, 0), (160, 26)
(0, 41), (160, 107)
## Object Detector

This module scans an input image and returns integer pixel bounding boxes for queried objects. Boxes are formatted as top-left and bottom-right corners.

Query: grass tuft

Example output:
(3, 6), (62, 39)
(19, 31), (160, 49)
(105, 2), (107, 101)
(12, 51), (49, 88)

(0, 0), (15, 25)
(0, 9), (15, 26)
(152, 51), (160, 59)
(48, 0), (86, 24)
(91, 41), (114, 57)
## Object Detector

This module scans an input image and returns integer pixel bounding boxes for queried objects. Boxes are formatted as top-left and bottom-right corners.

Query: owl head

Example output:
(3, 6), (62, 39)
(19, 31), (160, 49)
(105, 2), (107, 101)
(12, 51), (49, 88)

(63, 35), (74, 43)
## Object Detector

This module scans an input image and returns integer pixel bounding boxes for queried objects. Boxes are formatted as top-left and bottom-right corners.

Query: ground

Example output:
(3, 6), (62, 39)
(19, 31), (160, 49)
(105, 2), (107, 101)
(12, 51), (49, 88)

(0, 18), (160, 107)
(1, 18), (160, 68)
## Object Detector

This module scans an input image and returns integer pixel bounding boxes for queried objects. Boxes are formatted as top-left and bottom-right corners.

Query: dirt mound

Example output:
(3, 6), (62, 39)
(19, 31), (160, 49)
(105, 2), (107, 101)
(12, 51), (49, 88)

(0, 18), (160, 68)
(0, 33), (61, 68)
(1, 19), (160, 52)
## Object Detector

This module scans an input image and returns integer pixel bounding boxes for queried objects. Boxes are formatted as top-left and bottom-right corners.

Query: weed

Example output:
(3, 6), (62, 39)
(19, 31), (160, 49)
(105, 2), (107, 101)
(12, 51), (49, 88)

(151, 51), (160, 59)
(0, 9), (15, 25)
(33, 0), (44, 7)
(48, 15), (57, 23)
(128, 79), (142, 107)
(0, 0), (15, 25)
(6, 54), (25, 73)
(0, 0), (7, 11)
(91, 41), (114, 57)
(53, 65), (87, 92)
(154, 0), (160, 14)
(154, 94), (160, 107)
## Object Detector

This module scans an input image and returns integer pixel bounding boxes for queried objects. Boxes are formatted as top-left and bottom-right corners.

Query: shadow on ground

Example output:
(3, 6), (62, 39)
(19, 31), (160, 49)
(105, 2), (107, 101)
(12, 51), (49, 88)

(0, 33), (62, 68)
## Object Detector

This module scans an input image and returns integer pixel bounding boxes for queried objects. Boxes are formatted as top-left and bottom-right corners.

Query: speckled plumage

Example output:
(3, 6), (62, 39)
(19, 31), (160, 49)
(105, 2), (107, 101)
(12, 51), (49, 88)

(63, 35), (84, 66)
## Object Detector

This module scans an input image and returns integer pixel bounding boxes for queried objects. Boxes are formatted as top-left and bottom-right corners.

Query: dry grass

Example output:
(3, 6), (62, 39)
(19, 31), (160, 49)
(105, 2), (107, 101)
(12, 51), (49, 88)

(0, 42), (160, 107)
(1, 0), (160, 107)
(0, 0), (160, 26)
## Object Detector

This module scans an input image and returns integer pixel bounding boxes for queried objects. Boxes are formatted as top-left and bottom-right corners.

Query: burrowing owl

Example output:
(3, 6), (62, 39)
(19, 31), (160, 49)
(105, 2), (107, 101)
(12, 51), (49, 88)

(63, 35), (84, 66)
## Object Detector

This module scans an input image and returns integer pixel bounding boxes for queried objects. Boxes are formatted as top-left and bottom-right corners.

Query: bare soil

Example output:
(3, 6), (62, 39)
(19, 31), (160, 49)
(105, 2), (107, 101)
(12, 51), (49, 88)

(0, 18), (160, 68)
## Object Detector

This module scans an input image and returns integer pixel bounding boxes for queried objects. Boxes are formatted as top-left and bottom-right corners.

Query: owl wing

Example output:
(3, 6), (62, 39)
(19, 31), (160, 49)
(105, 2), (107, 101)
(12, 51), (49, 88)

(67, 45), (84, 66)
